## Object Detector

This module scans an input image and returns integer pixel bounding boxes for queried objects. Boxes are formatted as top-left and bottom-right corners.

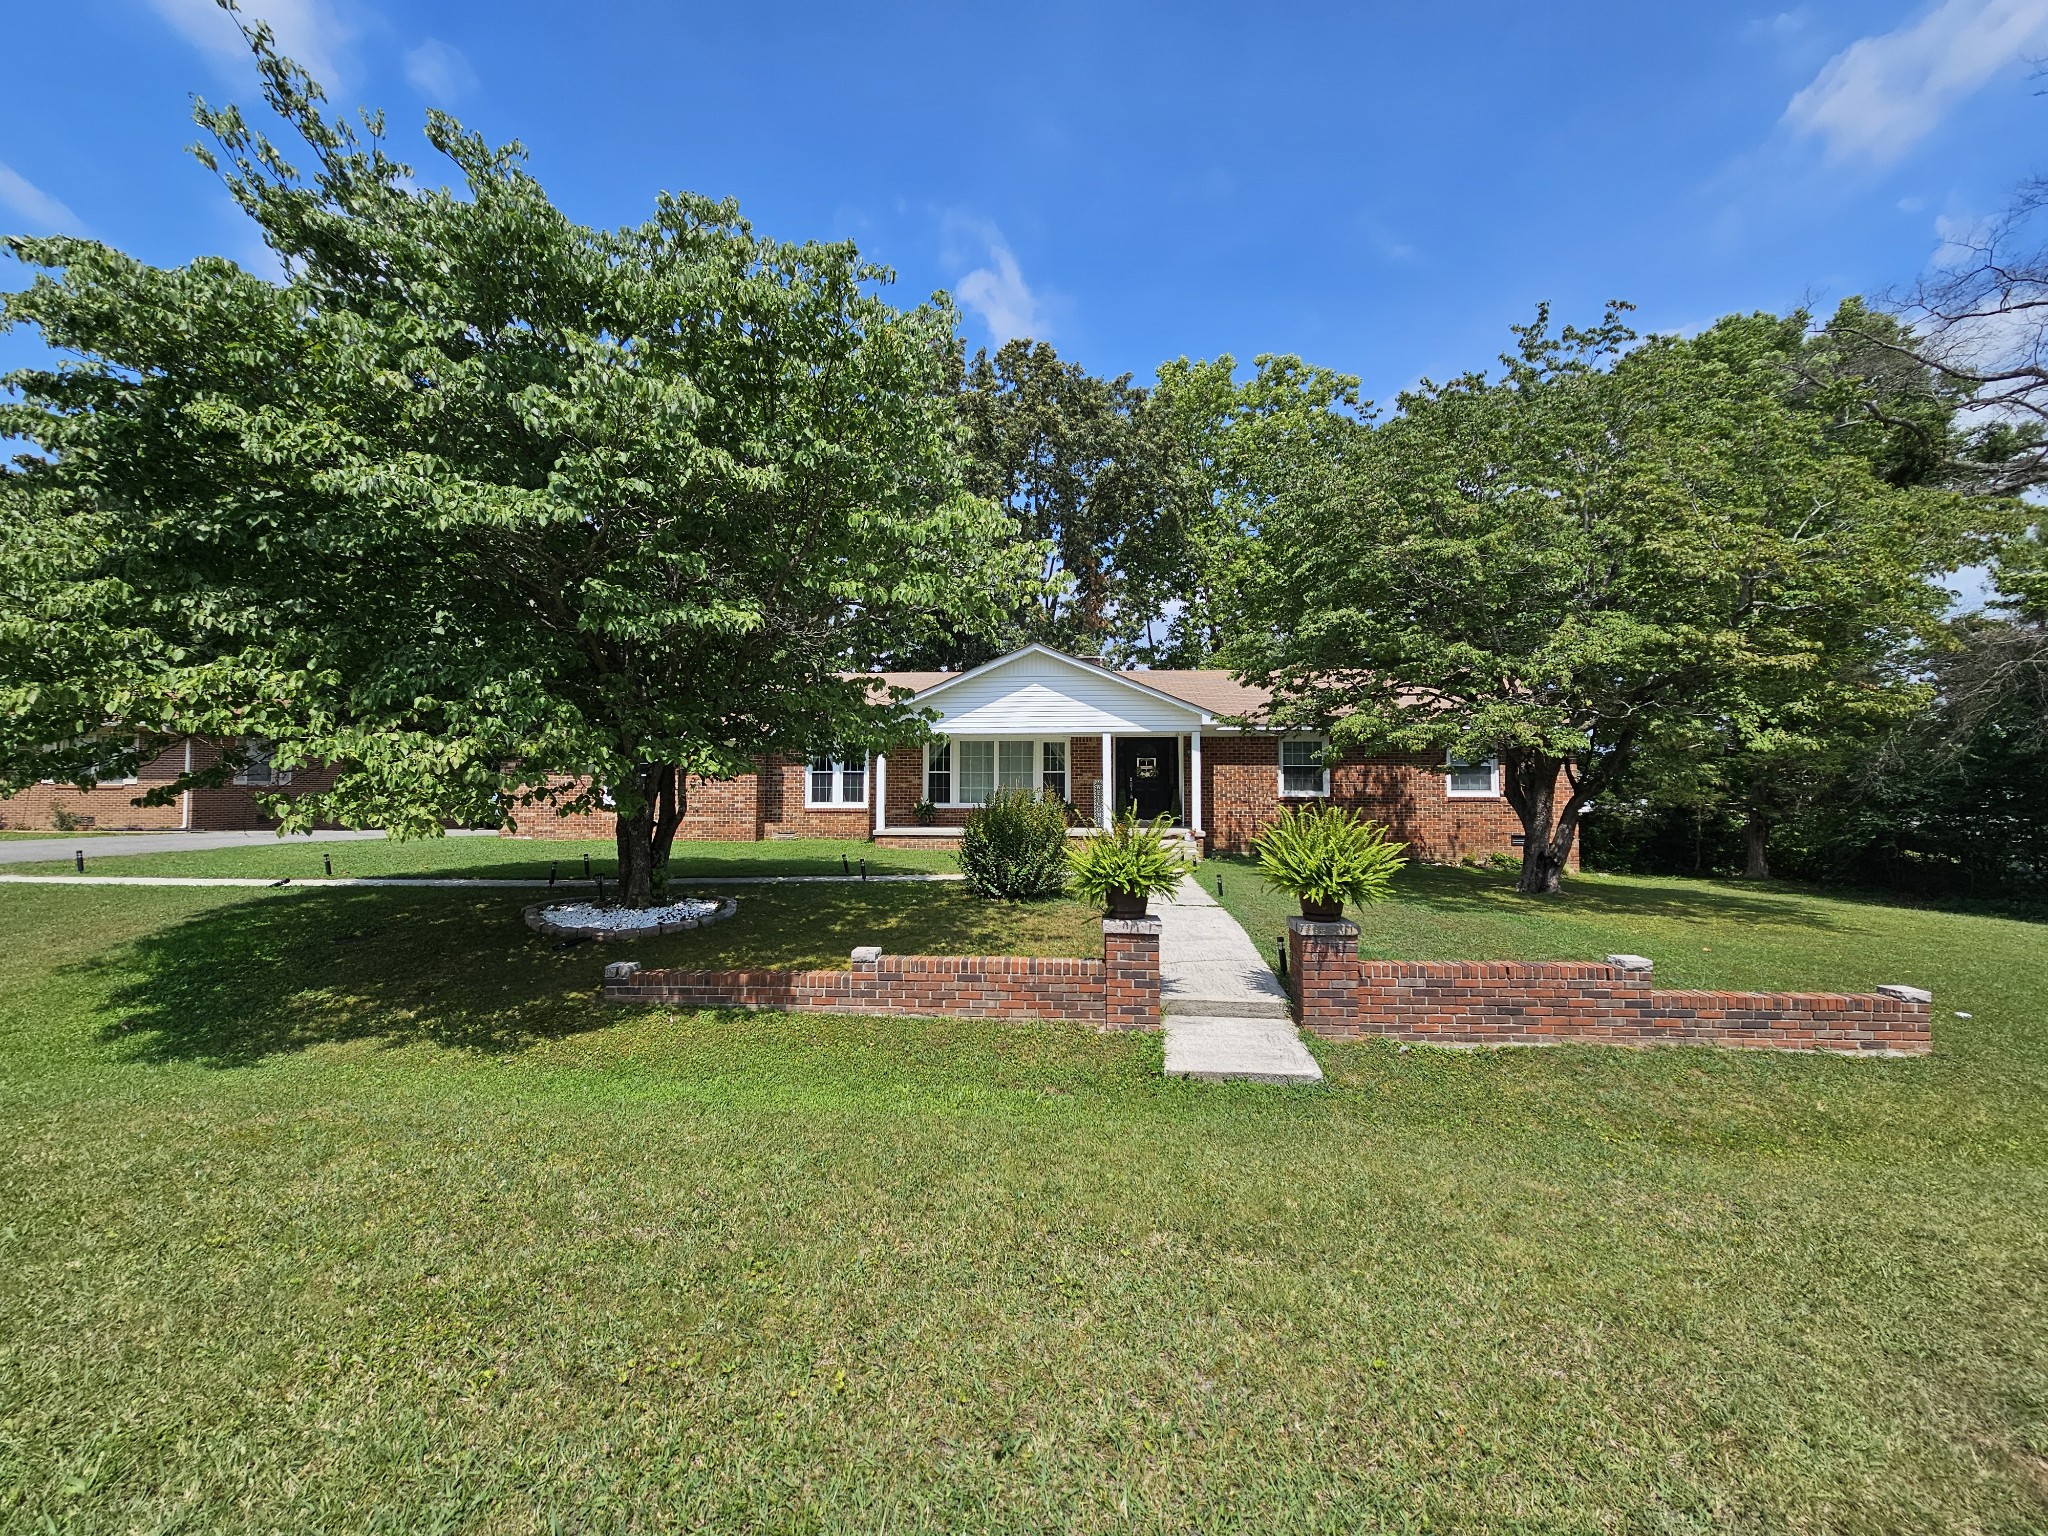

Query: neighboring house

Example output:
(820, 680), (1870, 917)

(0, 737), (333, 833)
(507, 644), (1536, 861)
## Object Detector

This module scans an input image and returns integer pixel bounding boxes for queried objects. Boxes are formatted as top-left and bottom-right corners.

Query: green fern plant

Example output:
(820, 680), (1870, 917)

(1066, 810), (1191, 915)
(958, 788), (1070, 900)
(1251, 804), (1407, 917)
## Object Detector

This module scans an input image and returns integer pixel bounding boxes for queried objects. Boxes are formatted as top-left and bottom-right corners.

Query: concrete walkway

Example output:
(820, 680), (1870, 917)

(0, 828), (496, 866)
(1156, 874), (1322, 1085)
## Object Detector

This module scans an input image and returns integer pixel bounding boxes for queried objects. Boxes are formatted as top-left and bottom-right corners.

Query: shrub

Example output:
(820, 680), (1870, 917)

(49, 802), (79, 833)
(959, 788), (1071, 899)
(1066, 811), (1192, 913)
(1251, 804), (1407, 915)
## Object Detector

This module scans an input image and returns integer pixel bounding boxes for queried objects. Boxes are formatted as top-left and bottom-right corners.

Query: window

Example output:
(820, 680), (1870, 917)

(1447, 755), (1499, 797)
(1279, 737), (1328, 797)
(233, 737), (293, 787)
(1041, 740), (1067, 802)
(806, 753), (867, 807)
(997, 739), (1035, 792)
(957, 740), (996, 804)
(925, 738), (1071, 806)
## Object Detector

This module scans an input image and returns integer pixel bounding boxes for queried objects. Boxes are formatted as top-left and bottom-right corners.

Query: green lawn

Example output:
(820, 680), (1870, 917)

(8, 834), (959, 881)
(0, 828), (136, 838)
(2, 872), (2044, 1532)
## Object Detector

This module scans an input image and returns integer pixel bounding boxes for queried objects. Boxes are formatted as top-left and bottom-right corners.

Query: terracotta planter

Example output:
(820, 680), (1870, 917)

(1298, 897), (1345, 921)
(1107, 890), (1151, 919)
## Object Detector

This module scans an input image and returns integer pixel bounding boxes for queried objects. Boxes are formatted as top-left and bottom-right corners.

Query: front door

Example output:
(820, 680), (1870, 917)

(1114, 737), (1182, 823)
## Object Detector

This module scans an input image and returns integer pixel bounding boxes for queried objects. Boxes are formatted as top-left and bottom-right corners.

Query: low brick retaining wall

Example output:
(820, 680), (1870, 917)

(602, 917), (1162, 1031)
(1287, 920), (1931, 1056)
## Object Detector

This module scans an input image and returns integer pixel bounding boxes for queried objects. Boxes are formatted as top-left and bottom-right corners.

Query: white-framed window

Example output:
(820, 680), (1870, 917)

(1041, 739), (1067, 801)
(1447, 754), (1499, 797)
(233, 737), (293, 787)
(925, 738), (1073, 807)
(806, 752), (868, 808)
(1279, 736), (1329, 797)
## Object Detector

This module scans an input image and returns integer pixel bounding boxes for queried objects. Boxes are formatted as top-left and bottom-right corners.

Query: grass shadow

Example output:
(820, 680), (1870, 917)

(1378, 863), (1852, 931)
(84, 888), (625, 1068)
(79, 884), (1104, 1070)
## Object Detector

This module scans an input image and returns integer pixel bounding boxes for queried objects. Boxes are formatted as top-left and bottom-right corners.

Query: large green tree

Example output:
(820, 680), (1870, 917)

(945, 339), (1195, 666)
(0, 21), (1017, 905)
(1228, 306), (1986, 894)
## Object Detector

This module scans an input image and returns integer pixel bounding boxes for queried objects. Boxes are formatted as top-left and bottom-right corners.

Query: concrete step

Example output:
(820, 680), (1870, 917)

(1162, 1015), (1324, 1086)
(1162, 995), (1294, 1020)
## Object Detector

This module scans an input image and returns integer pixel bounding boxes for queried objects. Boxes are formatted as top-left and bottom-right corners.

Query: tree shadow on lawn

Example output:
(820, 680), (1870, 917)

(86, 888), (626, 1068)
(82, 884), (1102, 1069)
(1387, 863), (1850, 931)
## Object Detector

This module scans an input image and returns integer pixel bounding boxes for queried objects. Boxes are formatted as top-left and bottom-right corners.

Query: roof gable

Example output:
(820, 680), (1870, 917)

(905, 645), (1212, 734)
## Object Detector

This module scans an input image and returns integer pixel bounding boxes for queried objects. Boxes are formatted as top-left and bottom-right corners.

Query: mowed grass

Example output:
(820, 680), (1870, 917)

(5, 834), (960, 881)
(1, 872), (2045, 1533)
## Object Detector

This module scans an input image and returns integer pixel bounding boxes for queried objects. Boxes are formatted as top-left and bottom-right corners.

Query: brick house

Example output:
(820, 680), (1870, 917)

(508, 644), (1535, 861)
(0, 737), (336, 833)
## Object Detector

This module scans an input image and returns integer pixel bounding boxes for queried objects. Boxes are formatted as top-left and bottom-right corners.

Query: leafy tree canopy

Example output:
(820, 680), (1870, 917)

(0, 16), (1021, 904)
(1227, 304), (2000, 893)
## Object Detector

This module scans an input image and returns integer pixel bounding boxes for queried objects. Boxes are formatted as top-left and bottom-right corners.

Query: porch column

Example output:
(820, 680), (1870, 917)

(1099, 730), (1114, 828)
(1189, 730), (1203, 834)
(872, 751), (887, 836)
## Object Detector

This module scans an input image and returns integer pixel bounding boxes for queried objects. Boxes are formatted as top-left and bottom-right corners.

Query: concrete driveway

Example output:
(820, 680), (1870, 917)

(0, 828), (497, 866)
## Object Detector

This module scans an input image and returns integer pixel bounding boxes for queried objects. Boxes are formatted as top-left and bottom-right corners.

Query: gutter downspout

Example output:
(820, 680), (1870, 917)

(179, 738), (193, 831)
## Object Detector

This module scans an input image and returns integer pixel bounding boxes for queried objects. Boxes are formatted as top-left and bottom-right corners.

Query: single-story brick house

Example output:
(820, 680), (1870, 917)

(509, 644), (1534, 861)
(0, 736), (335, 833)
(5, 647), (1540, 861)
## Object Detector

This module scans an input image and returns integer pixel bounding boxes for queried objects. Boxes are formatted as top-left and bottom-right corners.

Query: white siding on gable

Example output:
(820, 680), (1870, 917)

(921, 652), (1205, 735)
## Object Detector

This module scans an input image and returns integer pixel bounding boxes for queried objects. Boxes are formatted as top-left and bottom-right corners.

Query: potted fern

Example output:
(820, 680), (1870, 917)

(1067, 810), (1191, 917)
(1250, 804), (1407, 919)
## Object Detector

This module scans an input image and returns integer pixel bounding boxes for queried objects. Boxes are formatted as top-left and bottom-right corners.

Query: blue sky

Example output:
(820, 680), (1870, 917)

(3, 0), (2046, 407)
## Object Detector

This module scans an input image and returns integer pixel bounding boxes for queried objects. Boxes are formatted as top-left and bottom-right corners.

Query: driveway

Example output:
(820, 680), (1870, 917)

(0, 828), (497, 866)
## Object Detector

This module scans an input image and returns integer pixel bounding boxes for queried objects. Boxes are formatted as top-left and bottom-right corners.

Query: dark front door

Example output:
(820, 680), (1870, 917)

(1114, 737), (1182, 823)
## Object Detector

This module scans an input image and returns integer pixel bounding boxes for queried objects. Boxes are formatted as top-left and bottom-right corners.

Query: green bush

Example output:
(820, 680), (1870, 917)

(1251, 804), (1408, 915)
(958, 788), (1071, 900)
(1066, 811), (1191, 913)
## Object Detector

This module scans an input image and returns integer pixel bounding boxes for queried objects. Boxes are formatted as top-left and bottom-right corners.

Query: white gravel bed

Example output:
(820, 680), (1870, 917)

(543, 898), (722, 932)
(523, 894), (738, 942)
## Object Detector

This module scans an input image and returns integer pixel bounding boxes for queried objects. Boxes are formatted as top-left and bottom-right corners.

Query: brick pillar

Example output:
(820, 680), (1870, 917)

(1102, 916), (1162, 1032)
(1287, 917), (1359, 1033)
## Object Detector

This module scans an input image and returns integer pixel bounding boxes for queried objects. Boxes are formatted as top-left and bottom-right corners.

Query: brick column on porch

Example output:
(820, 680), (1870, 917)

(1287, 917), (1360, 1031)
(1102, 916), (1163, 1032)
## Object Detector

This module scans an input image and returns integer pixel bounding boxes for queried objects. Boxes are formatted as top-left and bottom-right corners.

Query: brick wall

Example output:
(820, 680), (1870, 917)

(0, 737), (339, 833)
(1286, 920), (1931, 1056)
(1201, 736), (1539, 861)
(604, 916), (1162, 1031)
(1102, 917), (1162, 1031)
(503, 734), (1552, 865)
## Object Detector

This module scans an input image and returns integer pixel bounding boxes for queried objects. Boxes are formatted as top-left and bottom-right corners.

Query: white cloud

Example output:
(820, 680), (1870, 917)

(143, 0), (352, 93)
(948, 218), (1048, 344)
(0, 161), (85, 234)
(403, 38), (477, 105)
(1785, 0), (2048, 163)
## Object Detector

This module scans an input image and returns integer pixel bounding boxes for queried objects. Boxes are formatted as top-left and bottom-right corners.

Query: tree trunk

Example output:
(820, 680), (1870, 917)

(1742, 806), (1771, 881)
(1499, 750), (1591, 896)
(611, 762), (686, 908)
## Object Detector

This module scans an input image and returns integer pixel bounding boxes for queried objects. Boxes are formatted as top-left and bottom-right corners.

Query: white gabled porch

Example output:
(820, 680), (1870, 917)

(868, 645), (1215, 841)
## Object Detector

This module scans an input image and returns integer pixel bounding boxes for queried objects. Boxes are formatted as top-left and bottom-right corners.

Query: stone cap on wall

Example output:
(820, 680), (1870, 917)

(1287, 917), (1360, 939)
(1876, 983), (1933, 1005)
(1605, 954), (1655, 973)
(1102, 917), (1164, 937)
